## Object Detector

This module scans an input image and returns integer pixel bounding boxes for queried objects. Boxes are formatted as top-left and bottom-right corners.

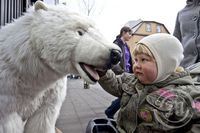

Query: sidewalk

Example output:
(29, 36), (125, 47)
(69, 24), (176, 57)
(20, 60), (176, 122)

(56, 79), (116, 133)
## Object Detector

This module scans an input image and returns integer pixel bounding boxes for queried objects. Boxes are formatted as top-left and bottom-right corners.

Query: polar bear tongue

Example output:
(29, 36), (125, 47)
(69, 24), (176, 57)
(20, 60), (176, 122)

(84, 64), (100, 81)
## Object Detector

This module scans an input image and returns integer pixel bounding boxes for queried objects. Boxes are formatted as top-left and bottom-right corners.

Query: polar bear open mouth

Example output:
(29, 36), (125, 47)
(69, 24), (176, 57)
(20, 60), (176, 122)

(80, 63), (100, 82)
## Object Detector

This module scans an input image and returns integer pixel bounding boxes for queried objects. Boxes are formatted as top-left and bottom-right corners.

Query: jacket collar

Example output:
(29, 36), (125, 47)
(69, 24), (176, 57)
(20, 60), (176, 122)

(151, 71), (193, 88)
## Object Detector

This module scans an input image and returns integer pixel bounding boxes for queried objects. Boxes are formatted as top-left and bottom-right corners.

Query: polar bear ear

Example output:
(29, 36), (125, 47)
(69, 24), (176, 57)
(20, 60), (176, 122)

(34, 1), (48, 11)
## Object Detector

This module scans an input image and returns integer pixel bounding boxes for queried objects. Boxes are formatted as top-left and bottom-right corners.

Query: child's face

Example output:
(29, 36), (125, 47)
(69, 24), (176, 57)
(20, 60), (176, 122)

(133, 53), (158, 84)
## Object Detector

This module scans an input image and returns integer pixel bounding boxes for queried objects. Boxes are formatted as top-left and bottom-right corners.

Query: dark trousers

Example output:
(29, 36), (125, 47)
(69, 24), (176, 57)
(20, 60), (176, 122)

(105, 98), (120, 119)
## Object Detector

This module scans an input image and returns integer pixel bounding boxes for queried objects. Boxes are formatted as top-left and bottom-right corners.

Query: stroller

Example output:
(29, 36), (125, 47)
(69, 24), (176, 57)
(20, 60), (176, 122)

(86, 118), (118, 133)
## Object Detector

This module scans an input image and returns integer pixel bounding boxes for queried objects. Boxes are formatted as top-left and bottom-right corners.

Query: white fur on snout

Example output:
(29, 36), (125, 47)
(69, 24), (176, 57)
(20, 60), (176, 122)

(74, 28), (121, 83)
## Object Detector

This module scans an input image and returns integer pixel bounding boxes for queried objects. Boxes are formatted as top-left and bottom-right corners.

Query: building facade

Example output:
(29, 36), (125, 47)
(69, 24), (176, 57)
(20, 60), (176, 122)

(125, 19), (170, 56)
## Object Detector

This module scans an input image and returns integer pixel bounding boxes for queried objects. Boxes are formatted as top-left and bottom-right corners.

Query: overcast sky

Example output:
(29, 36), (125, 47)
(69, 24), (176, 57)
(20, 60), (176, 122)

(47, 0), (186, 42)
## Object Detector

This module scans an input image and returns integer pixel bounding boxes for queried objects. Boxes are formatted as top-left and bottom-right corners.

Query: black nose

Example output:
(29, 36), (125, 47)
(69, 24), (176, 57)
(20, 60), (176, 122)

(110, 49), (121, 65)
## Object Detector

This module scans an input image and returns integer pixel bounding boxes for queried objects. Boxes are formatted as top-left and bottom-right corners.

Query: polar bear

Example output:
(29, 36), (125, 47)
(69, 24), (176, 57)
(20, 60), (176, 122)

(0, 1), (121, 133)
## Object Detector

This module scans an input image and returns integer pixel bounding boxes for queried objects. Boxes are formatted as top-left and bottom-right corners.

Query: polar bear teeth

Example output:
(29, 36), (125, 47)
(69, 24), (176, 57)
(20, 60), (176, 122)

(80, 63), (100, 82)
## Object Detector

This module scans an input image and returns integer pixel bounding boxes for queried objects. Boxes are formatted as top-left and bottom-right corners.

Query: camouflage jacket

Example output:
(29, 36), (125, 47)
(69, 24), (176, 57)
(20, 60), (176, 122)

(99, 70), (200, 133)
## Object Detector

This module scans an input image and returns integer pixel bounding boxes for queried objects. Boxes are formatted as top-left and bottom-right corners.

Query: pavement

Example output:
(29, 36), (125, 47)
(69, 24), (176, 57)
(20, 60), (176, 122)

(56, 78), (116, 133)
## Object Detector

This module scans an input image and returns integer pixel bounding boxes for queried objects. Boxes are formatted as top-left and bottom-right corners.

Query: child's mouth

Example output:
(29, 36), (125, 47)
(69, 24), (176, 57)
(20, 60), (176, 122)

(135, 71), (143, 76)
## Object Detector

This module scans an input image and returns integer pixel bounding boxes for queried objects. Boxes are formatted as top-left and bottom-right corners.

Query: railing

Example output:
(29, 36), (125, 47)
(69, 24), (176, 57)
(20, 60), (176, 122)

(0, 0), (29, 28)
(0, 0), (59, 28)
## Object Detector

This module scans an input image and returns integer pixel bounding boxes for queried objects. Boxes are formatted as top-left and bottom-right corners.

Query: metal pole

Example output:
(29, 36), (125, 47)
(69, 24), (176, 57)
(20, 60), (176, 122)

(0, 0), (4, 27)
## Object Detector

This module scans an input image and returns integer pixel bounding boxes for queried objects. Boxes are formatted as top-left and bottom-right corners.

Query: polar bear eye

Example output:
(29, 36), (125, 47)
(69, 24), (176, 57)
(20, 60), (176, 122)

(77, 29), (85, 36)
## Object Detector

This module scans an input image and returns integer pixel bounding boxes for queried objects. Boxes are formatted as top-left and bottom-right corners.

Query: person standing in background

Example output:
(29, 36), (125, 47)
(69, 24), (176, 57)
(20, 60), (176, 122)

(112, 26), (133, 75)
(173, 0), (200, 68)
(105, 26), (133, 119)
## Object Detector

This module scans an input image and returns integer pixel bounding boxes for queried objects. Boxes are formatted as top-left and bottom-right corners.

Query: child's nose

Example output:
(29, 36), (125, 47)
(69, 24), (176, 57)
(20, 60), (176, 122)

(134, 62), (141, 69)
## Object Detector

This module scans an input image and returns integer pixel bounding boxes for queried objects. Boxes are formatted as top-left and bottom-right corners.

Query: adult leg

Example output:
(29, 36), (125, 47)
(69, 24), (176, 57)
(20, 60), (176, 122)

(105, 98), (120, 119)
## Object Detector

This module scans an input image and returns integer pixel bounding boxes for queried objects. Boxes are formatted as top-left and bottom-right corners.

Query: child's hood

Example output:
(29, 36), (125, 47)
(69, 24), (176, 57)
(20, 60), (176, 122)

(138, 33), (184, 83)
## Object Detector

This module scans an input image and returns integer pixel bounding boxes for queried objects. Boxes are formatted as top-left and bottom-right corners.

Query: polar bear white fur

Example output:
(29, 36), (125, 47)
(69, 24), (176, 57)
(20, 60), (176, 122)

(0, 1), (121, 133)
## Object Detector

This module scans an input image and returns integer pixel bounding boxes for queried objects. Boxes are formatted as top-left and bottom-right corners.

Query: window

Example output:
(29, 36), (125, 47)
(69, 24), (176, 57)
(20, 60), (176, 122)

(156, 25), (161, 33)
(146, 23), (151, 32)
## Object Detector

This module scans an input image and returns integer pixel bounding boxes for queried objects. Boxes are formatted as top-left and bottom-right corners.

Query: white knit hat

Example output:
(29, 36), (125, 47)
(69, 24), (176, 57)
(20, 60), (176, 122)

(138, 33), (184, 83)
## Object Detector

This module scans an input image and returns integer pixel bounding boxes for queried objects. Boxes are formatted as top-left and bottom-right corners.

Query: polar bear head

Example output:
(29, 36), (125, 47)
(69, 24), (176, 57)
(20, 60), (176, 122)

(28, 1), (121, 84)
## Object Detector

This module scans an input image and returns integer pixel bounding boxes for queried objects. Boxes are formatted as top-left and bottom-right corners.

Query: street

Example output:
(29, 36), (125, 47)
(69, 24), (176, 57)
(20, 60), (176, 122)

(56, 78), (116, 133)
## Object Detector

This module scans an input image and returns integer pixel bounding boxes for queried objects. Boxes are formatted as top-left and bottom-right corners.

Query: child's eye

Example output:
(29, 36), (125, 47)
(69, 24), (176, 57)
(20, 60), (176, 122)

(134, 58), (138, 63)
(141, 58), (148, 62)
